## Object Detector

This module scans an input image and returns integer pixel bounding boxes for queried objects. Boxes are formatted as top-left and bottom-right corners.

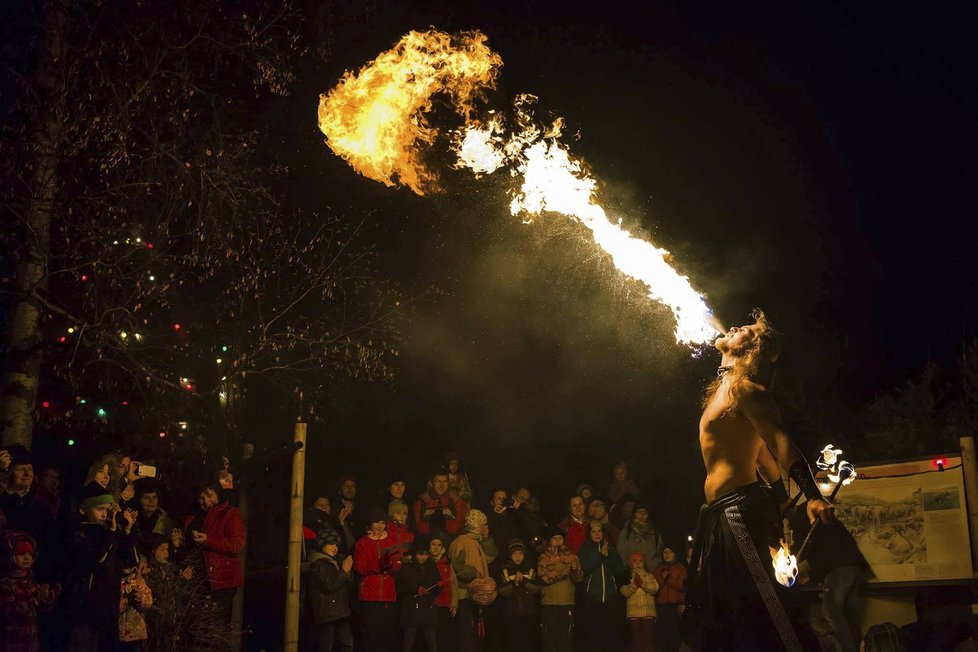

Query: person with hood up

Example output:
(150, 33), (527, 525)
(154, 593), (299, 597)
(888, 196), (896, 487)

(537, 530), (582, 652)
(496, 538), (540, 652)
(354, 508), (401, 651)
(578, 521), (626, 652)
(307, 527), (354, 652)
(449, 509), (497, 652)
(428, 531), (458, 652)
(616, 502), (663, 573)
(620, 551), (659, 652)
(397, 534), (443, 652)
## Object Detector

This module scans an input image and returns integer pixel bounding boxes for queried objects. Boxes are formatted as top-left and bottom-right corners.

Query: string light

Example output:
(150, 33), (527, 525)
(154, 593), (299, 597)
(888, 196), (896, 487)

(221, 346), (228, 352)
(67, 327), (75, 334)
(173, 323), (181, 331)
(96, 407), (107, 417)
(80, 275), (88, 282)
(67, 439), (75, 446)
(58, 336), (67, 343)
(120, 332), (128, 340)
(215, 358), (222, 364)
(41, 401), (50, 408)
(148, 275), (155, 281)
(159, 431), (167, 438)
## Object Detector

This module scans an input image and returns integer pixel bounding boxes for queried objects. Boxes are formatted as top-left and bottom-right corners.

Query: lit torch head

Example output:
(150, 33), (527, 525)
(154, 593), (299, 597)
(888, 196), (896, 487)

(772, 542), (798, 588)
(818, 444), (842, 470)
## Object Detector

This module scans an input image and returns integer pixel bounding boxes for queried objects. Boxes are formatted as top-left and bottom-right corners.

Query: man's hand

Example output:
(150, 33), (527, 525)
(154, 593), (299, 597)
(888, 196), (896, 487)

(192, 530), (208, 544)
(450, 607), (457, 617)
(807, 498), (835, 525)
(339, 503), (353, 525)
(122, 508), (138, 533)
(180, 567), (193, 580)
(442, 507), (454, 517)
(342, 556), (354, 574)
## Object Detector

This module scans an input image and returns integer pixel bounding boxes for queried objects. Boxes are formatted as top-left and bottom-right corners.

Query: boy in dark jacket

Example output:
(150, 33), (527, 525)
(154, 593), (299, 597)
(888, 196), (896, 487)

(497, 539), (540, 652)
(396, 535), (442, 652)
(307, 528), (354, 652)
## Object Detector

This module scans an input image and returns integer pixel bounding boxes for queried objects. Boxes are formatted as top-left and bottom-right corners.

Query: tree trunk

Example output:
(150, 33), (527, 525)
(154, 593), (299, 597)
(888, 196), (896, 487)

(1, 0), (70, 449)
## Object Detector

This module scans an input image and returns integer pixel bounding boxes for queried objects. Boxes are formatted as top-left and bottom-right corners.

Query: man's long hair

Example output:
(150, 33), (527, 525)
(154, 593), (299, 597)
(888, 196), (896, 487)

(703, 309), (782, 411)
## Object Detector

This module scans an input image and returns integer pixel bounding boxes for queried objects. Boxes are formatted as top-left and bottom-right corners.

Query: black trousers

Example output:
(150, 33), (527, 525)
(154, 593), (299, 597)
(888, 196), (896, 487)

(686, 482), (813, 651)
(360, 601), (398, 652)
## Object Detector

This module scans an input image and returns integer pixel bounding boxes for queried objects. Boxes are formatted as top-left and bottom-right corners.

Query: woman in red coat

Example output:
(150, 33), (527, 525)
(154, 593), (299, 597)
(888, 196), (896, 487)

(179, 485), (245, 623)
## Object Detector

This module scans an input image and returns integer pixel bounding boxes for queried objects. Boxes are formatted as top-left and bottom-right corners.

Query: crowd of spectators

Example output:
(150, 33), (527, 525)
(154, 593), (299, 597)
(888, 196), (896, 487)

(0, 443), (243, 651)
(301, 454), (686, 652)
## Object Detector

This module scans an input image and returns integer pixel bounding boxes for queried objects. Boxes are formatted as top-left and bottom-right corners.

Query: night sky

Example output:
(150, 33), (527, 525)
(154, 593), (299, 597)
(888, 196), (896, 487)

(253, 1), (978, 543)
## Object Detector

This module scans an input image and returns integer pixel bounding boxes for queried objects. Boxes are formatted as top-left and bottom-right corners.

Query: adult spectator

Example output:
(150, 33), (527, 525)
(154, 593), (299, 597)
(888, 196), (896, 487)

(337, 474), (358, 538)
(0, 446), (50, 541)
(486, 489), (521, 556)
(85, 454), (118, 498)
(585, 495), (620, 545)
(608, 461), (640, 504)
(609, 494), (637, 530)
(446, 452), (473, 506)
(353, 508), (401, 651)
(497, 538), (540, 652)
(557, 495), (588, 555)
(578, 521), (625, 652)
(652, 545), (687, 652)
(449, 509), (497, 652)
(537, 530), (582, 652)
(132, 479), (177, 541)
(413, 469), (467, 536)
(790, 501), (868, 652)
(34, 463), (61, 520)
(512, 487), (546, 548)
(181, 483), (245, 623)
(429, 531), (459, 652)
(387, 475), (407, 503)
(617, 502), (663, 572)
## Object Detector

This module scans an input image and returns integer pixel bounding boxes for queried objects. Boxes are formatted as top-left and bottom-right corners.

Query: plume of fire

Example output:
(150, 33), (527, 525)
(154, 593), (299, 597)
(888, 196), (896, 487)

(318, 29), (721, 347)
(772, 541), (799, 588)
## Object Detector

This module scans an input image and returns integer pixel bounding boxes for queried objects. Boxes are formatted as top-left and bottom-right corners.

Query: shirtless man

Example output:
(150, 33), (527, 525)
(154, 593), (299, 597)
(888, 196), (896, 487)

(688, 310), (832, 651)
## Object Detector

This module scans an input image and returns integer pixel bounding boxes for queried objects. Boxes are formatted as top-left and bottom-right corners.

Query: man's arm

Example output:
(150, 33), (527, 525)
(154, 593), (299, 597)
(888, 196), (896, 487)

(742, 385), (834, 524)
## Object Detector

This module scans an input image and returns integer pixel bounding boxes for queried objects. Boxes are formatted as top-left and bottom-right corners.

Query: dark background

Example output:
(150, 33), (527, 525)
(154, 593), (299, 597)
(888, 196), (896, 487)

(239, 0), (978, 566)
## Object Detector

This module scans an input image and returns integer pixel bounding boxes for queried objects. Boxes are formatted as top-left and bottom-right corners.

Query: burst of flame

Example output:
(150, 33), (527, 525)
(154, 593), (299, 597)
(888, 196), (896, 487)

(772, 542), (798, 588)
(828, 460), (857, 486)
(318, 30), (502, 195)
(818, 444), (842, 469)
(318, 30), (721, 347)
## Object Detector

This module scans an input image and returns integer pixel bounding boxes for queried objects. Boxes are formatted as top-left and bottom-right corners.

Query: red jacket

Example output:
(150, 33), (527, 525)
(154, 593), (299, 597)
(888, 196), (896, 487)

(433, 554), (455, 609)
(412, 492), (467, 536)
(558, 516), (589, 555)
(652, 561), (687, 605)
(354, 533), (401, 602)
(386, 521), (414, 564)
(184, 502), (245, 590)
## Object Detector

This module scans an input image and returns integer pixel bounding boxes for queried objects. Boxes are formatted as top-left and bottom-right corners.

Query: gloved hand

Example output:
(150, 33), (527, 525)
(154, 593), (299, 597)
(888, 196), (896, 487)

(418, 585), (429, 596)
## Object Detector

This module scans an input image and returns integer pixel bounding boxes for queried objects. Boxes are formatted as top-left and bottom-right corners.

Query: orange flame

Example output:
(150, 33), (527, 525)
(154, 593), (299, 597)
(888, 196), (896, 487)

(317, 30), (502, 195)
(772, 542), (798, 587)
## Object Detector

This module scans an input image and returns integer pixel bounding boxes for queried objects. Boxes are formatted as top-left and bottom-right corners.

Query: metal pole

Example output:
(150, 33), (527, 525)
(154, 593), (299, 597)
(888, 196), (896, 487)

(284, 422), (307, 652)
(959, 437), (978, 578)
(230, 442), (253, 652)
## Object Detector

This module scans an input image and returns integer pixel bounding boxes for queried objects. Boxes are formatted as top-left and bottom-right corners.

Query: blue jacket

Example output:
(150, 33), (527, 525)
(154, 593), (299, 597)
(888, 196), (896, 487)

(578, 539), (626, 603)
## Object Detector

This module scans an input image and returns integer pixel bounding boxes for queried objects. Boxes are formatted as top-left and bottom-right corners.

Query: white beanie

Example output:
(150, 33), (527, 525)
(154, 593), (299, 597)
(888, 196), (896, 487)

(465, 508), (488, 533)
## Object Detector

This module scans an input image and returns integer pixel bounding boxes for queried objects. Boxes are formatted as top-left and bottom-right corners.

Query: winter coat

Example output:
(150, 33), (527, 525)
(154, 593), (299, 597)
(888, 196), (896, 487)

(306, 551), (351, 625)
(0, 571), (56, 652)
(616, 522), (664, 572)
(0, 492), (51, 542)
(133, 507), (177, 541)
(64, 523), (124, 636)
(537, 545), (582, 606)
(652, 561), (686, 605)
(487, 507), (521, 556)
(183, 501), (246, 590)
(305, 508), (354, 554)
(386, 521), (415, 564)
(433, 553), (458, 609)
(354, 533), (401, 602)
(620, 568), (659, 619)
(449, 532), (496, 601)
(396, 559), (442, 627)
(119, 570), (153, 643)
(578, 539), (626, 604)
(608, 479), (640, 504)
(412, 491), (467, 536)
(557, 516), (589, 554)
(496, 560), (540, 619)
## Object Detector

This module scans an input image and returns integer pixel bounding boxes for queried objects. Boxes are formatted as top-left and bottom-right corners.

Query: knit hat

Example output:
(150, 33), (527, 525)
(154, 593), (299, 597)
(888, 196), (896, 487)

(79, 481), (114, 511)
(545, 525), (564, 543)
(5, 445), (31, 468)
(316, 525), (342, 551)
(365, 507), (387, 527)
(388, 474), (406, 487)
(507, 538), (526, 554)
(428, 530), (448, 546)
(3, 531), (37, 559)
(464, 509), (487, 533)
(587, 495), (608, 510)
(412, 534), (430, 555)
(629, 551), (646, 565)
(134, 478), (161, 499)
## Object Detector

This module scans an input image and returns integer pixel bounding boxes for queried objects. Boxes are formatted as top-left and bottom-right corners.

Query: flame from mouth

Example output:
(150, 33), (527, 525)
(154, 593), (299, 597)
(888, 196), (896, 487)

(318, 29), (721, 347)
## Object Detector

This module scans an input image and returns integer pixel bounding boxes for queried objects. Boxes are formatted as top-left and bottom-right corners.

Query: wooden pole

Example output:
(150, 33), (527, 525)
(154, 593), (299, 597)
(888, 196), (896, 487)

(230, 441), (253, 652)
(959, 437), (978, 578)
(284, 422), (307, 652)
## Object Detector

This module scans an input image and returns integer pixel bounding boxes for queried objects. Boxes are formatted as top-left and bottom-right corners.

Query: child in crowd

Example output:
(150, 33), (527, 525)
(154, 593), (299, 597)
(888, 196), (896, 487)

(428, 531), (458, 652)
(0, 531), (60, 652)
(620, 551), (659, 652)
(497, 538), (540, 652)
(397, 535), (442, 651)
(119, 547), (153, 649)
(307, 528), (354, 652)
